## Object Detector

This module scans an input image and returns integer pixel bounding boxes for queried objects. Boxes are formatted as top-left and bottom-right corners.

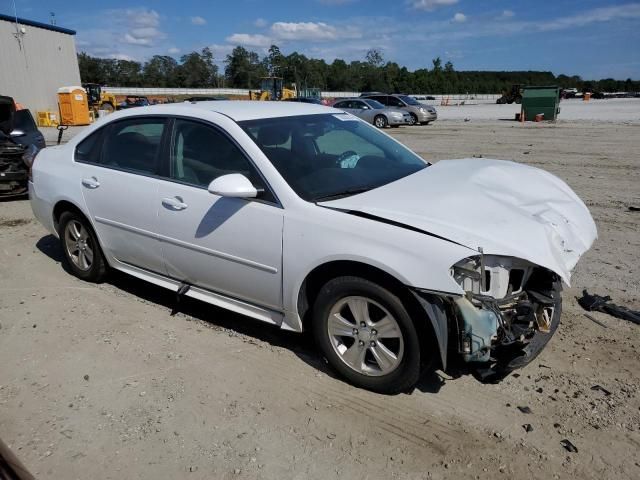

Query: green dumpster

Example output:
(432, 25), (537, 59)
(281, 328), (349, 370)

(521, 86), (561, 121)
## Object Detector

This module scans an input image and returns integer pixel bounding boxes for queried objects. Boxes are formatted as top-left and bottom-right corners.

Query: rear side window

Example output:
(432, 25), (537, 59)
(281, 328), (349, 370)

(75, 130), (103, 163)
(12, 110), (37, 133)
(100, 118), (166, 175)
(333, 101), (348, 109)
(387, 96), (405, 108)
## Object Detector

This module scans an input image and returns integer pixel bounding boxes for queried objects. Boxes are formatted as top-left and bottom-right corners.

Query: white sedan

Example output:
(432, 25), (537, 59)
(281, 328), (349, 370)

(29, 102), (596, 393)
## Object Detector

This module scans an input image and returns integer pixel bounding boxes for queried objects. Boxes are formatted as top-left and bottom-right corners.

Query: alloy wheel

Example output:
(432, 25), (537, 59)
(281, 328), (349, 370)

(64, 220), (94, 271)
(327, 296), (404, 376)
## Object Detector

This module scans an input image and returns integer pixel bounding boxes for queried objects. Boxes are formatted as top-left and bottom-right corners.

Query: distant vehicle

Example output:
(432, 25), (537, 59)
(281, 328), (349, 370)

(496, 85), (522, 104)
(82, 83), (117, 113)
(283, 97), (324, 105)
(183, 96), (227, 102)
(412, 95), (436, 101)
(0, 95), (45, 196)
(118, 96), (150, 110)
(359, 91), (385, 97)
(332, 98), (411, 128)
(361, 94), (437, 125)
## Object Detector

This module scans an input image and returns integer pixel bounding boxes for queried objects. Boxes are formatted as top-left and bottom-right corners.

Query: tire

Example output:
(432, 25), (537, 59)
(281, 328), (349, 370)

(101, 102), (115, 113)
(58, 211), (108, 282)
(373, 115), (388, 128)
(312, 276), (422, 394)
(408, 113), (418, 125)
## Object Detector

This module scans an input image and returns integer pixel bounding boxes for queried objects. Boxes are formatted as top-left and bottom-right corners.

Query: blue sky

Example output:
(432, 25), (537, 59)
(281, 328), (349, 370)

(6, 0), (640, 79)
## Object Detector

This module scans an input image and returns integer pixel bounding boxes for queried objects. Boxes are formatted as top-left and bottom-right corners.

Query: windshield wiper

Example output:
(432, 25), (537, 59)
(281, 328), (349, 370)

(314, 186), (375, 202)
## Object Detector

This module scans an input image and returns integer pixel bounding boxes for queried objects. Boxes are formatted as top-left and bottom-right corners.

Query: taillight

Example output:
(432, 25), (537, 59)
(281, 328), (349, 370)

(22, 144), (40, 182)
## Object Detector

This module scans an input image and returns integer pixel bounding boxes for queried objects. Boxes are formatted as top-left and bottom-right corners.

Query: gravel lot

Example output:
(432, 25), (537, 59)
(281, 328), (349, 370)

(1, 103), (639, 479)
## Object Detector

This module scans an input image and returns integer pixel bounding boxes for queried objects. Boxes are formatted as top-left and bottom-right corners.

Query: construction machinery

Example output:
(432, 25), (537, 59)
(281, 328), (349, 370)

(82, 83), (117, 112)
(249, 77), (296, 101)
(496, 84), (523, 104)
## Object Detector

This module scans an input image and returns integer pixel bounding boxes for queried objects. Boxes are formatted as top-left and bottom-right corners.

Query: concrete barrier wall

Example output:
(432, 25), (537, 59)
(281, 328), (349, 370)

(103, 87), (501, 101)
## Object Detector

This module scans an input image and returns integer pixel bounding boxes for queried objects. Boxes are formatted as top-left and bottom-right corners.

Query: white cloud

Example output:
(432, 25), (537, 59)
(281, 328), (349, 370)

(270, 21), (355, 41)
(119, 9), (165, 47)
(168, 47), (180, 54)
(500, 10), (515, 19)
(191, 16), (207, 26)
(452, 12), (466, 23)
(409, 0), (458, 11)
(109, 53), (134, 61)
(537, 4), (640, 31)
(254, 18), (268, 28)
(226, 33), (274, 47)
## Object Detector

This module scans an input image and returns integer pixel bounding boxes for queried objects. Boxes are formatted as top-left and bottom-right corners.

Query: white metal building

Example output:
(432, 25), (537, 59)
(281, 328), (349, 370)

(0, 13), (81, 113)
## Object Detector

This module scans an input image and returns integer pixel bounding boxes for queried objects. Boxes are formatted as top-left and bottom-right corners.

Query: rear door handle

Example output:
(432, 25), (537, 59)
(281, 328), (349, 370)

(162, 197), (188, 210)
(81, 177), (100, 189)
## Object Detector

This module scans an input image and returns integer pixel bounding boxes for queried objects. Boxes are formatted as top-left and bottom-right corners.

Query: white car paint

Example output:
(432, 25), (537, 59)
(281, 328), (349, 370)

(320, 158), (597, 285)
(29, 101), (595, 343)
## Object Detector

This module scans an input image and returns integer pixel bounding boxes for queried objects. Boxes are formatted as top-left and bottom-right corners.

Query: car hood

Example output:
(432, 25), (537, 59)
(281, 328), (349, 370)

(319, 158), (597, 285)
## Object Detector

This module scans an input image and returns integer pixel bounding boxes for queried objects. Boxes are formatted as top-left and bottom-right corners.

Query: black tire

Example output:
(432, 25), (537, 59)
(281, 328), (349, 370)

(408, 113), (418, 125)
(373, 115), (388, 128)
(58, 211), (108, 282)
(101, 102), (115, 112)
(312, 276), (422, 394)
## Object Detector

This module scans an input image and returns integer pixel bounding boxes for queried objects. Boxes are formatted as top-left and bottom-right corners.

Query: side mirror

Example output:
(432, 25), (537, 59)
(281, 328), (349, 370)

(208, 173), (258, 198)
(10, 129), (25, 137)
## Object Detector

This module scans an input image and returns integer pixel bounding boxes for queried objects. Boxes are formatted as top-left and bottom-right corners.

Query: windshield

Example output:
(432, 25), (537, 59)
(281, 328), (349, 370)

(398, 95), (422, 106)
(240, 113), (427, 202)
(362, 99), (385, 110)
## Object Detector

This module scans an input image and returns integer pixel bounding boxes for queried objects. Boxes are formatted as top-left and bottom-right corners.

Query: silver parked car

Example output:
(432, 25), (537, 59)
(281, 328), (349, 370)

(362, 94), (437, 125)
(332, 98), (411, 128)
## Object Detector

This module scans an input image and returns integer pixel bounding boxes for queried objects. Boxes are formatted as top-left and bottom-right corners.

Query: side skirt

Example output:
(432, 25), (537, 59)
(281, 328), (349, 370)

(111, 259), (285, 327)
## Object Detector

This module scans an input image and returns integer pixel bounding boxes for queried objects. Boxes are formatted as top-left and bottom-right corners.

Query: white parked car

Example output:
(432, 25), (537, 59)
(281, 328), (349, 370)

(29, 102), (596, 393)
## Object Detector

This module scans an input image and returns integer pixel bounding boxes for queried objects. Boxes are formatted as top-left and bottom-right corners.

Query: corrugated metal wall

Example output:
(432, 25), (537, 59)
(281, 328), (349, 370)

(0, 18), (81, 113)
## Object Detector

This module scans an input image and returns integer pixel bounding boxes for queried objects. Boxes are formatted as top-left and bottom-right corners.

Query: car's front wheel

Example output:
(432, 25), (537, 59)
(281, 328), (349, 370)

(58, 211), (108, 282)
(374, 115), (388, 128)
(312, 276), (421, 394)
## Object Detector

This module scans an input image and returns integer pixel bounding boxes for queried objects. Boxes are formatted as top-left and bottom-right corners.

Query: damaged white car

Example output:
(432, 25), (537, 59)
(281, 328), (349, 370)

(29, 102), (597, 393)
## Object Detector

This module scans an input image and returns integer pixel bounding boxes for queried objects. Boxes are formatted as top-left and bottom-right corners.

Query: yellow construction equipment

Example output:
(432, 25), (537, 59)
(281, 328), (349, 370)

(82, 83), (117, 113)
(249, 77), (296, 101)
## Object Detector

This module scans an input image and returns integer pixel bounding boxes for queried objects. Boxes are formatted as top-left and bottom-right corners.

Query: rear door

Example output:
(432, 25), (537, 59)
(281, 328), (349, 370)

(76, 116), (167, 274)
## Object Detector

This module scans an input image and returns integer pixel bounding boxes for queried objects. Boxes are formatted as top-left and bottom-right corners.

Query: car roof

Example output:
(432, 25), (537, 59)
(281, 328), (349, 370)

(106, 100), (338, 122)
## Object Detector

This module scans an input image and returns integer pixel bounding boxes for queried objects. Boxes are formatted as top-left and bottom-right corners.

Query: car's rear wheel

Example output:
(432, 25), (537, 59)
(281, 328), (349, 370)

(58, 211), (108, 282)
(312, 276), (421, 394)
(374, 115), (388, 128)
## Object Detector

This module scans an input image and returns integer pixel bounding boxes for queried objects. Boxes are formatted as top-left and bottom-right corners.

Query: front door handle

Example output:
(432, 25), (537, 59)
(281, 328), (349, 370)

(162, 197), (188, 210)
(81, 177), (100, 189)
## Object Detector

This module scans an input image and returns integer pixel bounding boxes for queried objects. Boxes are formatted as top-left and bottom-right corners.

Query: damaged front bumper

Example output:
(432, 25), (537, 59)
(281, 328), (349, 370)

(0, 140), (28, 196)
(414, 255), (562, 379)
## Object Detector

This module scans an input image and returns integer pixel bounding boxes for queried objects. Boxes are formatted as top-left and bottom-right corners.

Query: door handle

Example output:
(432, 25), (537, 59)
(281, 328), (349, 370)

(162, 197), (188, 210)
(81, 177), (100, 189)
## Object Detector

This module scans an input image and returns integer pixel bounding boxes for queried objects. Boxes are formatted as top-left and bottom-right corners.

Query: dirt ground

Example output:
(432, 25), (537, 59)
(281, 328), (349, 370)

(1, 113), (639, 479)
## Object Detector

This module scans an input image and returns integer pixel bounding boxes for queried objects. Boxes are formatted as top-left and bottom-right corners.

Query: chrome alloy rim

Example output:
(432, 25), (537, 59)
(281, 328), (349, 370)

(64, 220), (94, 271)
(327, 296), (404, 376)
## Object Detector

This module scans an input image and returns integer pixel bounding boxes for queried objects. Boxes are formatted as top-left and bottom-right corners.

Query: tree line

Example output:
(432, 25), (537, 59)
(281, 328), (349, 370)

(78, 47), (640, 94)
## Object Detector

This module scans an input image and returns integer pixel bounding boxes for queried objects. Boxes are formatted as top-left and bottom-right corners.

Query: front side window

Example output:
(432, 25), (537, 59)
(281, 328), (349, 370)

(170, 119), (272, 200)
(240, 114), (427, 202)
(100, 118), (166, 174)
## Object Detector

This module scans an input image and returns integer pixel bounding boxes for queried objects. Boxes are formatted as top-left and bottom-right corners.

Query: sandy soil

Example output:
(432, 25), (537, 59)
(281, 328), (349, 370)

(1, 111), (639, 479)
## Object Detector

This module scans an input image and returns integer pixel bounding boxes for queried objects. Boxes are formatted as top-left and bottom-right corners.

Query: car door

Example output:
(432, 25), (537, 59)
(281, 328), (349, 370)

(156, 117), (283, 310)
(333, 100), (355, 114)
(75, 116), (167, 274)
